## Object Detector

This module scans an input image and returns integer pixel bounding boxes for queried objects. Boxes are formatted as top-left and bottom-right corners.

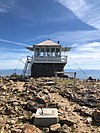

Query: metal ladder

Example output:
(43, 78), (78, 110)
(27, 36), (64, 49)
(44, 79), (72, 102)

(22, 56), (33, 78)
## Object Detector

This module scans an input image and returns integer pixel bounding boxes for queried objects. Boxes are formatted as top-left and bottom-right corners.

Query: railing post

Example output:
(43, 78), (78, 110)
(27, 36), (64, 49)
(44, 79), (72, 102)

(55, 72), (57, 84)
(74, 72), (76, 85)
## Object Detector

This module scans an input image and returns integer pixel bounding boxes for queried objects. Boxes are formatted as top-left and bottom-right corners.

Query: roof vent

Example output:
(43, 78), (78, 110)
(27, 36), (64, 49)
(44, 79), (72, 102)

(58, 41), (60, 44)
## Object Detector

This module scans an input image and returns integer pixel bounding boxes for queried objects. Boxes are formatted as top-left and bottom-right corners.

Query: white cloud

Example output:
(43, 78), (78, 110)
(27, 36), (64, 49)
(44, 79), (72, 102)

(36, 30), (100, 45)
(0, 38), (28, 47)
(74, 42), (100, 52)
(0, 60), (23, 70)
(66, 42), (100, 69)
(0, 0), (18, 13)
(56, 0), (100, 29)
(0, 0), (35, 20)
(0, 47), (33, 69)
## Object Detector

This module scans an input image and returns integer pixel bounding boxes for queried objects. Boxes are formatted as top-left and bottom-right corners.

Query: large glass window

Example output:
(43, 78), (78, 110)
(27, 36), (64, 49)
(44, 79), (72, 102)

(46, 48), (50, 56)
(40, 48), (45, 56)
(56, 48), (60, 56)
(35, 48), (40, 56)
(51, 48), (55, 56)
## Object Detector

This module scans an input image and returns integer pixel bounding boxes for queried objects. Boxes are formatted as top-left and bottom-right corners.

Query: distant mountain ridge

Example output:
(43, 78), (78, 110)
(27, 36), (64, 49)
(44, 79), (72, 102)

(0, 69), (22, 76)
(0, 69), (100, 79)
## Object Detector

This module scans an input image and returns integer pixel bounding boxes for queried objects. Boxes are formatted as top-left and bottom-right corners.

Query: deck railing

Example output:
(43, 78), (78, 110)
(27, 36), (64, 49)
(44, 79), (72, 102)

(33, 56), (67, 63)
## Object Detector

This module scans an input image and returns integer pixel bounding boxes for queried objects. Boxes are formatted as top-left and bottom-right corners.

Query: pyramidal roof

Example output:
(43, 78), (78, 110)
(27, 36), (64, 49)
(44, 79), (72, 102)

(26, 40), (72, 51)
(35, 40), (60, 46)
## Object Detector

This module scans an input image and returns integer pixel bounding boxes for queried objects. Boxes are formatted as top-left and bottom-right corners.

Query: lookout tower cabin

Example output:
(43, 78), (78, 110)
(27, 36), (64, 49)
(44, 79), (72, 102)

(22, 40), (71, 78)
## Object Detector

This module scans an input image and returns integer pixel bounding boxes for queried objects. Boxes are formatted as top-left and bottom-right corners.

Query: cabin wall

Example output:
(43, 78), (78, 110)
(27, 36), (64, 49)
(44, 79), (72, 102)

(31, 63), (66, 77)
(34, 56), (61, 61)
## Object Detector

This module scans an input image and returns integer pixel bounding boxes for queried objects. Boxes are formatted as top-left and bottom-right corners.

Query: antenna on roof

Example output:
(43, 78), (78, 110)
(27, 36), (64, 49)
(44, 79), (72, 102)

(48, 35), (51, 40)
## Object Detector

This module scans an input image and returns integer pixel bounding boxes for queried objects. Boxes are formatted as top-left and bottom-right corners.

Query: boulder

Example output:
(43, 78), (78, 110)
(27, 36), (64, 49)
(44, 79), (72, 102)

(42, 128), (49, 133)
(92, 109), (100, 125)
(50, 123), (61, 132)
(74, 105), (93, 117)
(59, 117), (75, 126)
(0, 127), (8, 133)
(22, 102), (37, 113)
(60, 124), (71, 133)
(35, 93), (51, 105)
(23, 124), (42, 133)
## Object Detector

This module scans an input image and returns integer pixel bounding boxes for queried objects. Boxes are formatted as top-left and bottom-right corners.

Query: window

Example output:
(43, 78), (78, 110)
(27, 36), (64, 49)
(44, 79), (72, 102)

(46, 48), (50, 56)
(40, 48), (45, 56)
(56, 48), (60, 56)
(51, 48), (55, 56)
(35, 48), (40, 56)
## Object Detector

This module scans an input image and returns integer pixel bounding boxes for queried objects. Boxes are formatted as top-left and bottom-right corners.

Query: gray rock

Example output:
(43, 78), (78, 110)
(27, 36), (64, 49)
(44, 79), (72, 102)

(92, 109), (100, 125)
(42, 128), (49, 133)
(60, 124), (71, 133)
(59, 117), (75, 126)
(50, 123), (61, 132)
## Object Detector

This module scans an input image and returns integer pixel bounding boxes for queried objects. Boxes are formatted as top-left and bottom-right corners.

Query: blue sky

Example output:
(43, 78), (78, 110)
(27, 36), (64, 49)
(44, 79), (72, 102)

(0, 0), (100, 70)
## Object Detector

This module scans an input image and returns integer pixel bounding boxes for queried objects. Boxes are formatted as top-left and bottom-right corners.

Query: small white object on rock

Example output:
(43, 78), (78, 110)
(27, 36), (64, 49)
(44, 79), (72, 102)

(34, 108), (59, 126)
(50, 123), (61, 132)
(86, 117), (92, 124)
(47, 81), (55, 85)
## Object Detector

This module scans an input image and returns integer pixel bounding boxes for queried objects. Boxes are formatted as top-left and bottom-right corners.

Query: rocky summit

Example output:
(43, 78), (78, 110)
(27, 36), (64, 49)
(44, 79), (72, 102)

(0, 76), (100, 133)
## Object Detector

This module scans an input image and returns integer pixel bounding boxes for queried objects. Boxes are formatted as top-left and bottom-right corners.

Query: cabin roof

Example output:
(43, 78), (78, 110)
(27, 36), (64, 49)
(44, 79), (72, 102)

(26, 40), (71, 51)
(26, 40), (61, 51)
(35, 40), (60, 46)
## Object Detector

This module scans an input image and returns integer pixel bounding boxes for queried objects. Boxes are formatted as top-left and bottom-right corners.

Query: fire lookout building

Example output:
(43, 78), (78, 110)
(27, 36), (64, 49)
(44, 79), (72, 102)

(22, 40), (71, 78)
